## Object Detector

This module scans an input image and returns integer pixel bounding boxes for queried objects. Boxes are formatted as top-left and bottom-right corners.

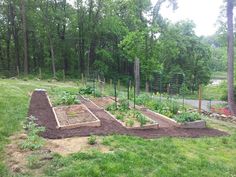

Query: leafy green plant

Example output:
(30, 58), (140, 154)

(106, 103), (117, 112)
(88, 135), (97, 145)
(125, 119), (134, 127)
(79, 86), (94, 95)
(56, 91), (80, 105)
(20, 116), (45, 150)
(136, 112), (148, 127)
(116, 114), (124, 121)
(174, 112), (201, 123)
(119, 99), (129, 111)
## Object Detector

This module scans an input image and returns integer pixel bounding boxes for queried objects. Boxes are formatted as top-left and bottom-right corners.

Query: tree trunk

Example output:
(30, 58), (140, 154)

(9, 3), (20, 69)
(227, 0), (236, 115)
(49, 37), (56, 78)
(21, 0), (28, 75)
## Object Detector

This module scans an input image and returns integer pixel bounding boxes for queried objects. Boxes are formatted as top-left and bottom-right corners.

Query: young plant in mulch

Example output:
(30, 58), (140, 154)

(20, 116), (45, 150)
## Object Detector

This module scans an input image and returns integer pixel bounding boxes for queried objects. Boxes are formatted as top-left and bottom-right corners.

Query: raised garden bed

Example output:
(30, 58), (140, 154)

(53, 104), (101, 129)
(105, 101), (159, 129)
(146, 109), (206, 129)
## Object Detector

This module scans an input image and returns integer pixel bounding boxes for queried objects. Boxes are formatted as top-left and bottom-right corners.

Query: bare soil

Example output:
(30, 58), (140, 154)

(90, 96), (114, 109)
(54, 104), (97, 126)
(28, 91), (228, 139)
(5, 133), (111, 175)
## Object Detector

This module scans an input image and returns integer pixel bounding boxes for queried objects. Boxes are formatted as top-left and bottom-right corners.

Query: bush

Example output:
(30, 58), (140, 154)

(174, 112), (201, 123)
(88, 135), (97, 145)
(20, 116), (45, 150)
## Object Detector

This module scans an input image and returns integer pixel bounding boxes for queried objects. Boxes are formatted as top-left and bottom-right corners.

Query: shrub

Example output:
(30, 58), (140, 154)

(20, 116), (45, 150)
(88, 135), (97, 145)
(174, 112), (201, 123)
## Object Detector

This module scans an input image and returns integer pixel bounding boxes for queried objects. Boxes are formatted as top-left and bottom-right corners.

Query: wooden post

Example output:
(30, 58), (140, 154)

(198, 84), (202, 113)
(63, 69), (65, 82)
(134, 57), (140, 95)
(16, 66), (20, 78)
(81, 73), (84, 85)
(110, 79), (112, 88)
(39, 67), (42, 79)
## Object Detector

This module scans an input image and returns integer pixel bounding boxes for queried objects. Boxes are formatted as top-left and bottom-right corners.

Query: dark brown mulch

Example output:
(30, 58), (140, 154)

(28, 91), (228, 139)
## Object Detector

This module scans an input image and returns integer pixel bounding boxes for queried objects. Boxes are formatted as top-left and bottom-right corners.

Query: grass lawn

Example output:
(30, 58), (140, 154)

(0, 79), (236, 177)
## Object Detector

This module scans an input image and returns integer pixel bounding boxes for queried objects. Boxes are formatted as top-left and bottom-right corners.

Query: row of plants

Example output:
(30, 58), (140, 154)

(106, 100), (154, 127)
(135, 93), (202, 123)
(50, 88), (80, 106)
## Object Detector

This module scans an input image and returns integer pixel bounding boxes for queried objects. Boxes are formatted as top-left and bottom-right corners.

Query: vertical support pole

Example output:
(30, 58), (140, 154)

(159, 74), (162, 101)
(114, 80), (117, 109)
(63, 69), (65, 82)
(134, 83), (136, 109)
(198, 84), (202, 113)
(93, 75), (96, 98)
(110, 79), (112, 88)
(81, 73), (84, 85)
(39, 67), (42, 79)
(209, 99), (212, 112)
(17, 66), (20, 78)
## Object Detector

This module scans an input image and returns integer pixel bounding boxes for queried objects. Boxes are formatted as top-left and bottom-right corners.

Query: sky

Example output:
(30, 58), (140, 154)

(152, 0), (224, 36)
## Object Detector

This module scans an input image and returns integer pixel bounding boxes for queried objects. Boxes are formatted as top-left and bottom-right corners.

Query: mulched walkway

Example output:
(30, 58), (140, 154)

(28, 91), (228, 139)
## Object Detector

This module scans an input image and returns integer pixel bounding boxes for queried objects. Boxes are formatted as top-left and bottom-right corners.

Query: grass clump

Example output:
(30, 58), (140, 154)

(20, 116), (45, 150)
(88, 135), (97, 145)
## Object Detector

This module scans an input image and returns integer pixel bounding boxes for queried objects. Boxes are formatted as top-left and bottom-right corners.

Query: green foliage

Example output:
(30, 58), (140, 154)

(174, 112), (202, 123)
(56, 91), (80, 105)
(20, 116), (45, 150)
(106, 103), (117, 112)
(88, 135), (97, 145)
(27, 154), (43, 169)
(125, 119), (135, 127)
(79, 86), (94, 95)
(136, 112), (148, 127)
(119, 99), (129, 111)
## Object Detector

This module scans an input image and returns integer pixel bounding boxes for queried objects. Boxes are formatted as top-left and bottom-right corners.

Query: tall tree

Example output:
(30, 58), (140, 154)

(21, 0), (28, 74)
(226, 0), (236, 115)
